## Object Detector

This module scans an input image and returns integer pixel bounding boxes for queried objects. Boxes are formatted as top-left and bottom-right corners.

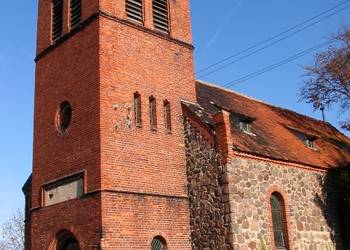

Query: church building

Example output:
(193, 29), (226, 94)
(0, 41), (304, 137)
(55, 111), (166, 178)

(23, 0), (350, 249)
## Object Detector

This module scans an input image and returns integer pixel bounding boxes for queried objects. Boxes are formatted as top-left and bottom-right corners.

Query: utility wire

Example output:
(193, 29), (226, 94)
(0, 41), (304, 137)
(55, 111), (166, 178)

(196, 0), (350, 77)
(220, 41), (332, 88)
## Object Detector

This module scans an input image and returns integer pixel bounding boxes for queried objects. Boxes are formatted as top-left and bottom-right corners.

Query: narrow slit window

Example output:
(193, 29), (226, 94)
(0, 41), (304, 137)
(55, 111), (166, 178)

(152, 0), (169, 33)
(270, 193), (289, 250)
(52, 0), (63, 42)
(70, 0), (81, 29)
(126, 0), (143, 23)
(134, 92), (142, 127)
(149, 96), (157, 130)
(163, 100), (171, 132)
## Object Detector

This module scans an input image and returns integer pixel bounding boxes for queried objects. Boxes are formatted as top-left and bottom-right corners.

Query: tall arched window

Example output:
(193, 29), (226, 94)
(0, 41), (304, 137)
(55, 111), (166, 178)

(270, 193), (289, 249)
(134, 92), (142, 127)
(149, 96), (157, 130)
(70, 0), (82, 29)
(163, 100), (171, 132)
(151, 236), (167, 250)
(56, 230), (80, 250)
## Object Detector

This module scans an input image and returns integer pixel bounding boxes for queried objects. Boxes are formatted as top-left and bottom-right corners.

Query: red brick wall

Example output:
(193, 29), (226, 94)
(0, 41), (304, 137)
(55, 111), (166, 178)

(99, 0), (193, 44)
(31, 0), (195, 248)
(31, 14), (101, 249)
(30, 195), (101, 249)
(36, 0), (99, 54)
(101, 192), (191, 249)
(98, 0), (195, 245)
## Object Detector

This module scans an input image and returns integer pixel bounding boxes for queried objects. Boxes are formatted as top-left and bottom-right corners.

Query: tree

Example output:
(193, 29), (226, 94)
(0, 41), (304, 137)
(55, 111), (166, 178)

(317, 165), (350, 249)
(0, 210), (24, 250)
(300, 26), (350, 130)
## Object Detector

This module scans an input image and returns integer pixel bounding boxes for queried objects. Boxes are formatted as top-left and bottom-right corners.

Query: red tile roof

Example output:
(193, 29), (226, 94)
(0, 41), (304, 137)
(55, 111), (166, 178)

(195, 80), (350, 168)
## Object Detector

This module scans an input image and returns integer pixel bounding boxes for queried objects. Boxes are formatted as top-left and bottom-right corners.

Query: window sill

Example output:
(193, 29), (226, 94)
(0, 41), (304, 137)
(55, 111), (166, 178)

(242, 131), (256, 137)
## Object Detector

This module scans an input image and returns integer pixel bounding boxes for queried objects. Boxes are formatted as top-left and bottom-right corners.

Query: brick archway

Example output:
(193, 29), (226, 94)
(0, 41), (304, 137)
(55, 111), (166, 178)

(49, 230), (80, 250)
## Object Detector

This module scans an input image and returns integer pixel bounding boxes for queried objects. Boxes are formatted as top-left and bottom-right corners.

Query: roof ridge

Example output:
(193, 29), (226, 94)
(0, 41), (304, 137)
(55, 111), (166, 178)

(196, 79), (329, 126)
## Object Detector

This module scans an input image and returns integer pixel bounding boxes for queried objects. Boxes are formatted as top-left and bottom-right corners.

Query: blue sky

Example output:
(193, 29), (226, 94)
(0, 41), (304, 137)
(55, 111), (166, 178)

(0, 0), (349, 225)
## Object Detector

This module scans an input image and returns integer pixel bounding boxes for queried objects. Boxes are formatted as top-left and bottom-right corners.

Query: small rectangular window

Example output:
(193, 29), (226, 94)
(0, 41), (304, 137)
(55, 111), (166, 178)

(126, 0), (143, 23)
(149, 96), (157, 130)
(52, 0), (63, 42)
(134, 92), (142, 127)
(163, 100), (171, 132)
(70, 0), (81, 29)
(152, 0), (169, 33)
(306, 138), (316, 149)
(239, 121), (252, 134)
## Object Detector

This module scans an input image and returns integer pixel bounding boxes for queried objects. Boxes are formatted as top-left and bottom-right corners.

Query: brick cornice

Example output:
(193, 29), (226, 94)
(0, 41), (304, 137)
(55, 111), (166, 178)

(35, 11), (194, 62)
(86, 189), (189, 200)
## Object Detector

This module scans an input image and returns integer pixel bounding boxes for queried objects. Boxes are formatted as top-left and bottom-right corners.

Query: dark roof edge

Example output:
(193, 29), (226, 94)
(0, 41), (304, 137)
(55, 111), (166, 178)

(22, 174), (32, 194)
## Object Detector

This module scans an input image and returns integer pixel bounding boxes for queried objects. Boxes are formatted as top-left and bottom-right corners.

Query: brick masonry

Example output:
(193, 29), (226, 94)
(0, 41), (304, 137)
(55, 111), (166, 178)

(29, 0), (196, 249)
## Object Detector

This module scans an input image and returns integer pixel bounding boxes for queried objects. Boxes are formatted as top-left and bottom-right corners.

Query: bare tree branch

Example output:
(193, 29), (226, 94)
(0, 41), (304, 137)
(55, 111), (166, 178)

(300, 26), (350, 130)
(0, 210), (24, 250)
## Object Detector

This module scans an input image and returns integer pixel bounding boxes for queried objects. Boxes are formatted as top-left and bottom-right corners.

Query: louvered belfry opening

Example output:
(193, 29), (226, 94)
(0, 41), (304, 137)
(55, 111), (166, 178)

(52, 0), (63, 42)
(153, 0), (169, 33)
(70, 0), (81, 29)
(126, 0), (143, 23)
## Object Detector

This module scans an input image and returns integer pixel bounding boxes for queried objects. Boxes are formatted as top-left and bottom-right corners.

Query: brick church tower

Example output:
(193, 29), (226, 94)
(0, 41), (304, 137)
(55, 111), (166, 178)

(25, 0), (196, 249)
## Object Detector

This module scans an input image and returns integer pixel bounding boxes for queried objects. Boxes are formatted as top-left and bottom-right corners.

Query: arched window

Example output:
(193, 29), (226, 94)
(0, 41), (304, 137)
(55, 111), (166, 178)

(70, 0), (82, 29)
(151, 236), (167, 250)
(270, 193), (289, 249)
(152, 0), (169, 33)
(56, 230), (80, 250)
(163, 100), (171, 132)
(52, 0), (63, 42)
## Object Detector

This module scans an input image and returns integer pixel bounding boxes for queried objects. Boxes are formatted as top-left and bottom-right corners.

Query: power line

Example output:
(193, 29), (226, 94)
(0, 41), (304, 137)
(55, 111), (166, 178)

(220, 41), (331, 89)
(197, 4), (350, 79)
(196, 0), (350, 77)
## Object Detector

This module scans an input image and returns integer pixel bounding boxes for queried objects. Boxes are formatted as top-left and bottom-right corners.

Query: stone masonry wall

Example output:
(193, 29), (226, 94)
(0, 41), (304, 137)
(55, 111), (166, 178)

(183, 119), (232, 250)
(227, 156), (340, 250)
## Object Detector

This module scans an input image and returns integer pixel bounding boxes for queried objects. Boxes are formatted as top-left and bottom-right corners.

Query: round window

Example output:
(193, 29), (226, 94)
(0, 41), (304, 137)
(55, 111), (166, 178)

(55, 101), (72, 135)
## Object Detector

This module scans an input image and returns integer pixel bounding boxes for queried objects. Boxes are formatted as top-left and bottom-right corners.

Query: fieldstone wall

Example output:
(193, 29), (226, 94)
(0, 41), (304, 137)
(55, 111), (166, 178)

(183, 119), (232, 250)
(227, 156), (341, 250)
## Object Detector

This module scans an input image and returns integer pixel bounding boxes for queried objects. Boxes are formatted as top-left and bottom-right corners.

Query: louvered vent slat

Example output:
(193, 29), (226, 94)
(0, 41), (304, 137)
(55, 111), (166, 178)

(52, 0), (63, 42)
(153, 0), (169, 33)
(70, 0), (81, 29)
(126, 0), (143, 23)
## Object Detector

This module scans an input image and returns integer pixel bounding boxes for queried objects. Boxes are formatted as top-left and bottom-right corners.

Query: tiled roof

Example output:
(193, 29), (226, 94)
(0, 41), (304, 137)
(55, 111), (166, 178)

(195, 80), (350, 168)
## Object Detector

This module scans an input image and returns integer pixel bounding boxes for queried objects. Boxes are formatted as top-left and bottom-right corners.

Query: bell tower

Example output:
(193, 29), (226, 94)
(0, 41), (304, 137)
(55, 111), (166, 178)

(28, 0), (195, 249)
